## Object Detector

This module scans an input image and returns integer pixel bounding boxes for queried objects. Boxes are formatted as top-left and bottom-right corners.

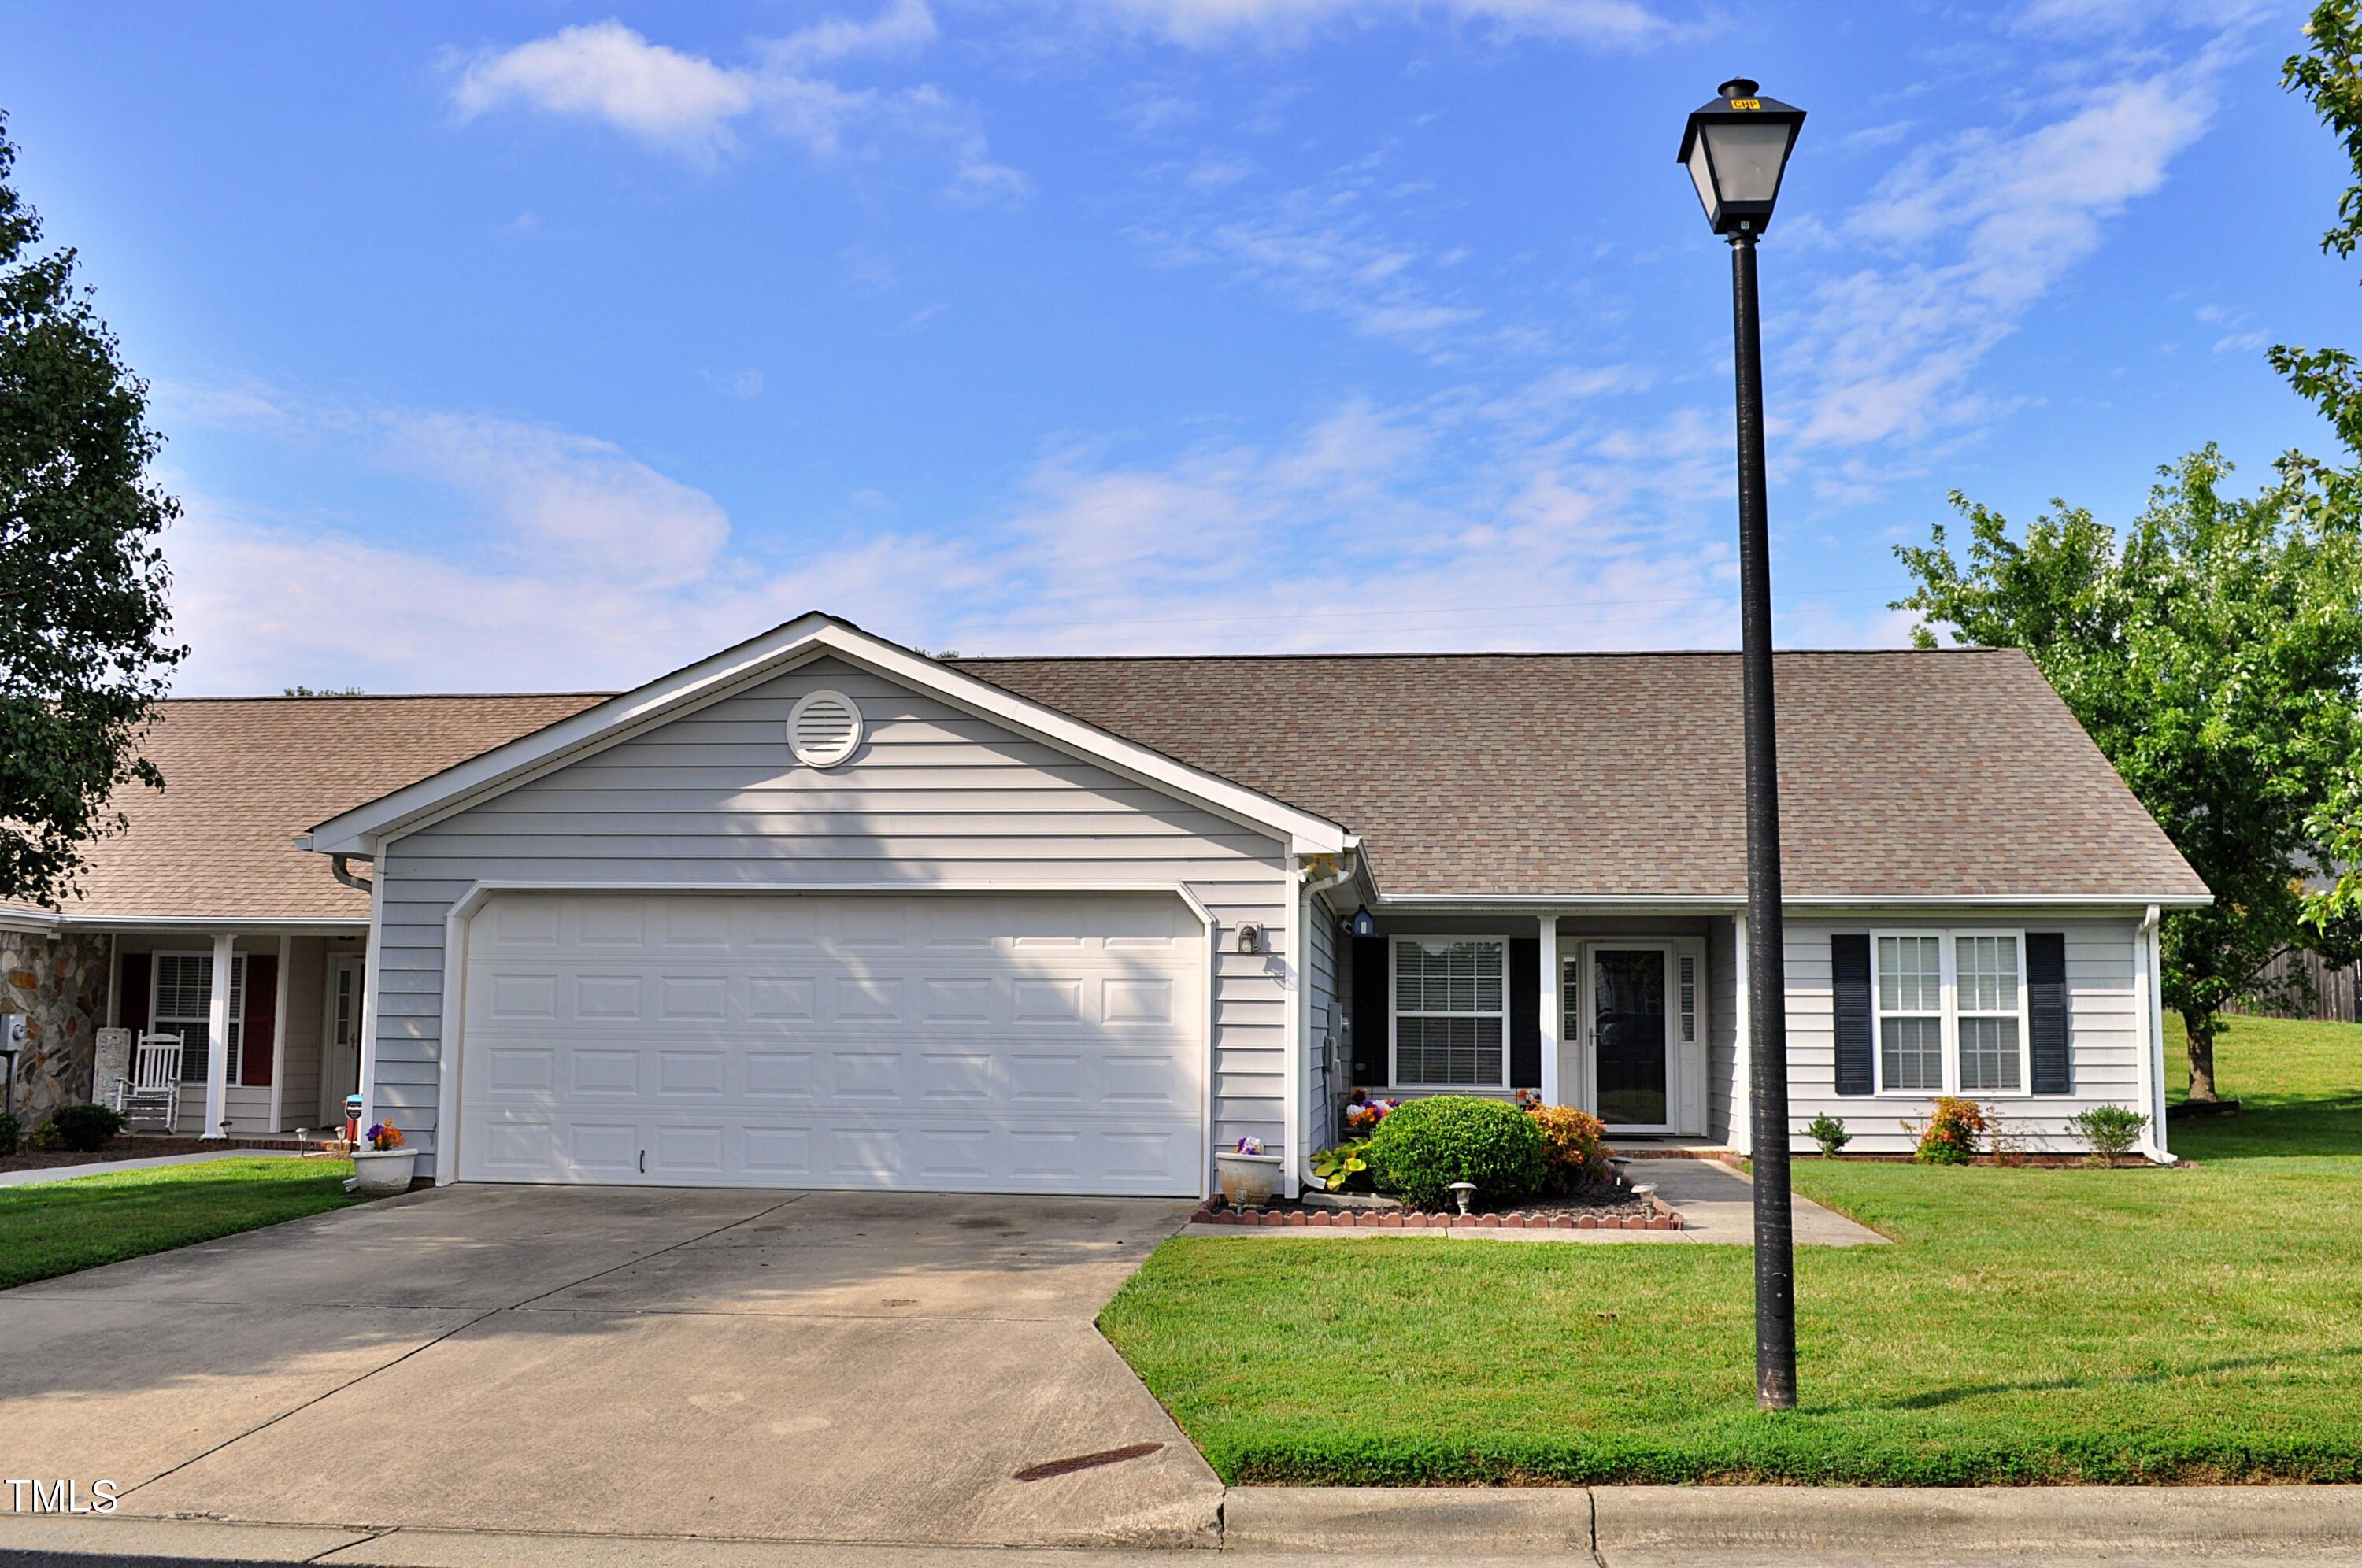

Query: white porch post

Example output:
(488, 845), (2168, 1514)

(202, 933), (233, 1139)
(268, 934), (292, 1133)
(1538, 915), (1560, 1105)
(1731, 913), (1753, 1155)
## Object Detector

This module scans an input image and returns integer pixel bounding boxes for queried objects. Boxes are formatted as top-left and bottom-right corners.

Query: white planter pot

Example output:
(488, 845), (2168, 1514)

(350, 1148), (418, 1197)
(1216, 1151), (1283, 1207)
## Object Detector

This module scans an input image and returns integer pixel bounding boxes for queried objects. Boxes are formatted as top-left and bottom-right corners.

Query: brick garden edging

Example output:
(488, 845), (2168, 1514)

(1192, 1193), (1684, 1231)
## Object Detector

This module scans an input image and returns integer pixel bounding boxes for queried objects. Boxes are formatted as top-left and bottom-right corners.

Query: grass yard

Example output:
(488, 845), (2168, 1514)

(0, 1158), (359, 1292)
(1099, 1014), (2362, 1486)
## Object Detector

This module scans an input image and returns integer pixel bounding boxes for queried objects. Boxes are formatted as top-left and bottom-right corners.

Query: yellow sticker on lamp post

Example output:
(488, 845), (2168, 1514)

(1730, 98), (1761, 109)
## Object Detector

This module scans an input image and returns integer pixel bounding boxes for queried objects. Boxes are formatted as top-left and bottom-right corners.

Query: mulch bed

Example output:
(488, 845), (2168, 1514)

(1196, 1186), (1683, 1231)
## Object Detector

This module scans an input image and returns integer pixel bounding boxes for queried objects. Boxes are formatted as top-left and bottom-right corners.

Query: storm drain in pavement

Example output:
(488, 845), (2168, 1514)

(1012, 1441), (1164, 1481)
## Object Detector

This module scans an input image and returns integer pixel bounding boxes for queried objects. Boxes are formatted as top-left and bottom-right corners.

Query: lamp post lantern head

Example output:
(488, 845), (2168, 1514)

(1677, 78), (1805, 237)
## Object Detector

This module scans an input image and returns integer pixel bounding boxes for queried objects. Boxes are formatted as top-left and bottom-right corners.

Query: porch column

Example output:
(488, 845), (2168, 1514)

(268, 934), (292, 1133)
(1538, 916), (1560, 1105)
(201, 932), (233, 1139)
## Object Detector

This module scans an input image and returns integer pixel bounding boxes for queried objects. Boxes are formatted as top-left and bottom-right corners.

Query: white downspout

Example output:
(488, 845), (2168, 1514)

(2138, 904), (2175, 1164)
(1296, 850), (1359, 1193)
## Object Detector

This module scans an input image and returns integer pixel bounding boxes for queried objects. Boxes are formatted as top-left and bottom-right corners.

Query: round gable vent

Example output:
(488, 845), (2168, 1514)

(787, 690), (863, 768)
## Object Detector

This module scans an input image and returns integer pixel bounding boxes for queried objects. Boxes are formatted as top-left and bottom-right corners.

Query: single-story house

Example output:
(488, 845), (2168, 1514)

(1, 612), (2208, 1193)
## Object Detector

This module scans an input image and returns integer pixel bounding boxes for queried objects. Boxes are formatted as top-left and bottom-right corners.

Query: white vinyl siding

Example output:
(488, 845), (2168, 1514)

(1776, 916), (2146, 1156)
(1391, 937), (1507, 1088)
(371, 655), (1291, 1167)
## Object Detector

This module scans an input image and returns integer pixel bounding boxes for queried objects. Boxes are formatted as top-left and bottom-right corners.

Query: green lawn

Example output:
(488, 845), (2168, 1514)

(0, 1158), (360, 1292)
(1099, 1013), (2362, 1485)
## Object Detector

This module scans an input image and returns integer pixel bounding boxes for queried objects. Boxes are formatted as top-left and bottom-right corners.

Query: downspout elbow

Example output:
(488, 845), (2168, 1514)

(331, 854), (376, 897)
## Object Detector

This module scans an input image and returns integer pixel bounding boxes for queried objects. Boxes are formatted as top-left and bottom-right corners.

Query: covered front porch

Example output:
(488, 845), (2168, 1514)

(1320, 905), (1747, 1152)
(99, 924), (369, 1138)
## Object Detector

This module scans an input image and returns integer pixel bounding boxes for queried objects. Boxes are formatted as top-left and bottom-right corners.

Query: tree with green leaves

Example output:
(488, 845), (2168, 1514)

(1893, 455), (2362, 1101)
(0, 114), (184, 908)
(1892, 4), (2362, 1102)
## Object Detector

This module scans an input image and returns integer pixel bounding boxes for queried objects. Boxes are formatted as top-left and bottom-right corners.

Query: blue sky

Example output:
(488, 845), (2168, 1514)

(4, 0), (2349, 693)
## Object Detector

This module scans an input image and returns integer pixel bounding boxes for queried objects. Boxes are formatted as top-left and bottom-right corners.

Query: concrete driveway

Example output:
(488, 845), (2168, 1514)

(0, 1185), (1218, 1549)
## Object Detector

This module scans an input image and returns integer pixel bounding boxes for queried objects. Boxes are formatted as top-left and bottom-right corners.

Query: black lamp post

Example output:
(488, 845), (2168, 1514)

(1679, 77), (1806, 1412)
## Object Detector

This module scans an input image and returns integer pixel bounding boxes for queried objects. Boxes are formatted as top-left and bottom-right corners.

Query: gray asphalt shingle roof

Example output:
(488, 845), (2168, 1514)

(30, 645), (2205, 920)
(952, 647), (2208, 902)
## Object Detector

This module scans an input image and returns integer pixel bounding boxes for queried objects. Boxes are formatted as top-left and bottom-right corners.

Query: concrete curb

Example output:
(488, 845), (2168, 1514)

(9, 1487), (2362, 1564)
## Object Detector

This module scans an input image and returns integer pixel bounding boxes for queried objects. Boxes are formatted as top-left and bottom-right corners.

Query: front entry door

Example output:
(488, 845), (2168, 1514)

(1586, 945), (1672, 1131)
(321, 955), (365, 1124)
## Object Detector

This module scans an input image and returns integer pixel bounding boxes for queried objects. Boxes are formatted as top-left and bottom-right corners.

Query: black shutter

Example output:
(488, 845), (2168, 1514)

(1509, 938), (1540, 1090)
(1832, 934), (1874, 1096)
(1349, 936), (1390, 1086)
(2027, 932), (2070, 1094)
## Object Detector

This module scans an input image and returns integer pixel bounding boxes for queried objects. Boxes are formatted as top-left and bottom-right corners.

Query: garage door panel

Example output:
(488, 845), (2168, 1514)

(461, 892), (1205, 1194)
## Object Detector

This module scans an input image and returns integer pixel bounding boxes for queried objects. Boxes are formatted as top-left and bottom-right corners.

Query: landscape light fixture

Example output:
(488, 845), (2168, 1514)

(1678, 75), (1805, 1413)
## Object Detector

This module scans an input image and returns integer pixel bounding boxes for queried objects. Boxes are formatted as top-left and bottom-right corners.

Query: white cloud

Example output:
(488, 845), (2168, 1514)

(159, 371), (1783, 693)
(1131, 175), (1485, 350)
(1786, 68), (2219, 449)
(452, 22), (755, 160)
(1072, 0), (1673, 50)
(449, 9), (1020, 199)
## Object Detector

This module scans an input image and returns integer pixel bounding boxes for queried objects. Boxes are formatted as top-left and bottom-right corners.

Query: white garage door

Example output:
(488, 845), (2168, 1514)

(456, 891), (1205, 1195)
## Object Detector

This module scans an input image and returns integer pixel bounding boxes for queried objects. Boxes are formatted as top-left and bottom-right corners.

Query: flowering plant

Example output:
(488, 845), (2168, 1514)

(365, 1122), (405, 1152)
(1342, 1090), (1401, 1134)
(1232, 1135), (1265, 1155)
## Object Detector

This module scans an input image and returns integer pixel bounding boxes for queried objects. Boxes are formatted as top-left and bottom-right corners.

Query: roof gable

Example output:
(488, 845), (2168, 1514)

(305, 613), (1349, 857)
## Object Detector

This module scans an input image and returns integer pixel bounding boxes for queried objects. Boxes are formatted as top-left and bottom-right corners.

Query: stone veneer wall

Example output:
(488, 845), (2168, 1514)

(2, 931), (107, 1124)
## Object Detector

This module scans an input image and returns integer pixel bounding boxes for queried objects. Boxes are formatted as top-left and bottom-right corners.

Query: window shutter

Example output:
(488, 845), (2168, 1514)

(241, 955), (277, 1088)
(1349, 936), (1390, 1085)
(120, 952), (151, 1035)
(2027, 932), (2069, 1094)
(1509, 938), (1540, 1090)
(1832, 934), (1873, 1096)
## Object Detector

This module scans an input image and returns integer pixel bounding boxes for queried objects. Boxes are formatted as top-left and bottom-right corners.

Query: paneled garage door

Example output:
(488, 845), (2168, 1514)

(455, 891), (1206, 1194)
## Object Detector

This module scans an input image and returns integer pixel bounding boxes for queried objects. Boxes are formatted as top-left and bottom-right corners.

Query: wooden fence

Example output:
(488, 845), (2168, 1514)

(2232, 949), (2361, 1024)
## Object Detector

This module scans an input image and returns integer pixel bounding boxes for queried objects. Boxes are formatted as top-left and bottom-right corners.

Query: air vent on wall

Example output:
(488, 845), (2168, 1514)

(787, 690), (863, 768)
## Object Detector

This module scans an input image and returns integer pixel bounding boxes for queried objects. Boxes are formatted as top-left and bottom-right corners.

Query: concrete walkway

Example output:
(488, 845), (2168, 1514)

(0, 1185), (1216, 1550)
(0, 1147), (305, 1189)
(8, 1484), (2362, 1564)
(1183, 1159), (1886, 1245)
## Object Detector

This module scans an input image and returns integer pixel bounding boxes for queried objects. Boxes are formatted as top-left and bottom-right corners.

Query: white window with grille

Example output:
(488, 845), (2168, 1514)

(1871, 930), (2031, 1096)
(1954, 934), (2026, 1092)
(153, 952), (246, 1086)
(1874, 935), (1944, 1093)
(1391, 937), (1508, 1088)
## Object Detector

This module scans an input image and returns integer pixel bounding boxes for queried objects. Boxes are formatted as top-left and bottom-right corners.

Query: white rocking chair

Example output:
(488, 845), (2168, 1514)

(119, 1033), (184, 1131)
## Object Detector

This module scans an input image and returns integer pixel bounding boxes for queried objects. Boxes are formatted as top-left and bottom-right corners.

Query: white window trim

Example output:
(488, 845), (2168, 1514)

(1868, 927), (2034, 1099)
(152, 950), (248, 1087)
(1389, 934), (1512, 1091)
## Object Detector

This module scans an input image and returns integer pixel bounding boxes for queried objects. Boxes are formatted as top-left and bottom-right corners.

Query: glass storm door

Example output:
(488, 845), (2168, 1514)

(1590, 947), (1671, 1129)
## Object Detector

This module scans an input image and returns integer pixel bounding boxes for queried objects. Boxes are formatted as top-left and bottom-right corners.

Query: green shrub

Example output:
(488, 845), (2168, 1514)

(46, 1102), (124, 1153)
(0, 1110), (18, 1156)
(1804, 1113), (1851, 1159)
(2071, 1104), (2148, 1166)
(25, 1119), (61, 1152)
(1528, 1104), (1614, 1193)
(1363, 1096), (1545, 1208)
(1910, 1097), (1986, 1165)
